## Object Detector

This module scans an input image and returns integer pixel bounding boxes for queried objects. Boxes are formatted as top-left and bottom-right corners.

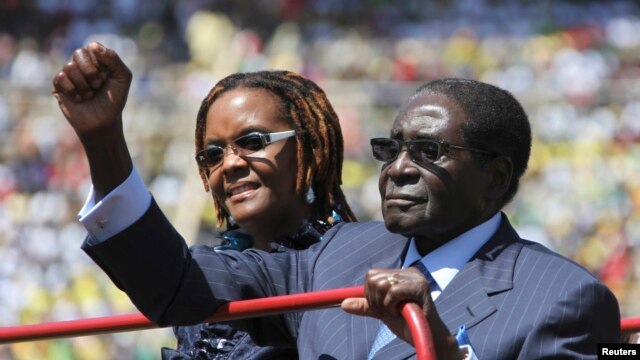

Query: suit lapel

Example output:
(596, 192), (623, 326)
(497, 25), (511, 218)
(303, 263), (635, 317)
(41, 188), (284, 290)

(438, 214), (523, 333)
(436, 261), (498, 331)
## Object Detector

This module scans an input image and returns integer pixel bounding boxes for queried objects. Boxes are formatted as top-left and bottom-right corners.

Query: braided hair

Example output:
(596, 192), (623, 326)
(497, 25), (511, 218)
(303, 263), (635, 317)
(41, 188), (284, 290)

(195, 71), (356, 228)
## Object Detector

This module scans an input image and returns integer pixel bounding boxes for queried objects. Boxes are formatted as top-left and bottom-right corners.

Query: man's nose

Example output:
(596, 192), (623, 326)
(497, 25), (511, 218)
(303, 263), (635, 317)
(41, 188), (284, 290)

(387, 149), (418, 179)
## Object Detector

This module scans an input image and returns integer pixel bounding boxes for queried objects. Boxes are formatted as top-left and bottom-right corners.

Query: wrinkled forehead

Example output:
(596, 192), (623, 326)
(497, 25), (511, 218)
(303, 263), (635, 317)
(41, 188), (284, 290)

(391, 92), (465, 138)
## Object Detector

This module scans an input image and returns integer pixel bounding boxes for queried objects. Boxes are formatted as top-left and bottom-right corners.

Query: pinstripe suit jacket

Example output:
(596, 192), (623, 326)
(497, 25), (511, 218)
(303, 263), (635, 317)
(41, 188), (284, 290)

(83, 200), (620, 359)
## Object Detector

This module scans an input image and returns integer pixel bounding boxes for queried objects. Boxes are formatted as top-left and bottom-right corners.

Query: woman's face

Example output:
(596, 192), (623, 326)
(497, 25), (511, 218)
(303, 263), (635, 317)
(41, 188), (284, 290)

(203, 87), (307, 234)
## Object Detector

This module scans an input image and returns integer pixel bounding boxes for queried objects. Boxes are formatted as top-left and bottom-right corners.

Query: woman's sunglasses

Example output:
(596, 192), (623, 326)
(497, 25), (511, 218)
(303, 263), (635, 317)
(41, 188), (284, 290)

(196, 130), (296, 170)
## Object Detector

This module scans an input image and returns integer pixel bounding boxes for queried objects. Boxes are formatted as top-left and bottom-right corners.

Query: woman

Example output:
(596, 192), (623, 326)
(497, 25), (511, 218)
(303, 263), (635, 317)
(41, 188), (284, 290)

(164, 71), (356, 359)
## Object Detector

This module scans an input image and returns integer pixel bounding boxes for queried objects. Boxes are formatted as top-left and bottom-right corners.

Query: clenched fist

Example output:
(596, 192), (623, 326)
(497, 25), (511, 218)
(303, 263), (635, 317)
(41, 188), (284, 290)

(52, 41), (132, 139)
(52, 42), (134, 199)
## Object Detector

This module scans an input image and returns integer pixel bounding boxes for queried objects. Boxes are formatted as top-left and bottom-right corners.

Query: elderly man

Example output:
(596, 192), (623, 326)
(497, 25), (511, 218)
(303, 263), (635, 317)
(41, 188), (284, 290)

(54, 43), (620, 359)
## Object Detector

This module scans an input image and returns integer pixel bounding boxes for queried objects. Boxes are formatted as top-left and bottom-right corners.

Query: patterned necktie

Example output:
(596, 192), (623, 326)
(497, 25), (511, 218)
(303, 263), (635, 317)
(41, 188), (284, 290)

(367, 261), (436, 359)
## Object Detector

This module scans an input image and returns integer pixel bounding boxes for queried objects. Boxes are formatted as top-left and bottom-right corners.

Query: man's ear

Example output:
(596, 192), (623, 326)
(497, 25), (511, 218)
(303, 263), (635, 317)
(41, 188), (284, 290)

(486, 155), (513, 200)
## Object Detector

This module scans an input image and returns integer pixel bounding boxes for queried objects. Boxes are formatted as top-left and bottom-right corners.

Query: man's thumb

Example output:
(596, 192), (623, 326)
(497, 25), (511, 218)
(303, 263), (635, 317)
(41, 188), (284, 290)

(341, 298), (374, 317)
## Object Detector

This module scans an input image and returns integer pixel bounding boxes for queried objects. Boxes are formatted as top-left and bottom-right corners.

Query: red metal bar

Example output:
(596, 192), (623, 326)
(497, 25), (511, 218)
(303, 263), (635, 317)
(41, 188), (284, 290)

(0, 285), (436, 359)
(621, 317), (640, 334)
(0, 312), (152, 343)
(402, 303), (436, 360)
(0, 286), (363, 343)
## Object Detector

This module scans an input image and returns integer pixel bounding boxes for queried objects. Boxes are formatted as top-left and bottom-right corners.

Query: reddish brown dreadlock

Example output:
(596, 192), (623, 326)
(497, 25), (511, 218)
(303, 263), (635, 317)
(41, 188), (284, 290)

(194, 71), (356, 228)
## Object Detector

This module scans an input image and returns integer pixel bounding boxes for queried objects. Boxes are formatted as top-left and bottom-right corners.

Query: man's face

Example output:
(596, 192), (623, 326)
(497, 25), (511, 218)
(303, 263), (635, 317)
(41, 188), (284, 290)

(378, 92), (491, 244)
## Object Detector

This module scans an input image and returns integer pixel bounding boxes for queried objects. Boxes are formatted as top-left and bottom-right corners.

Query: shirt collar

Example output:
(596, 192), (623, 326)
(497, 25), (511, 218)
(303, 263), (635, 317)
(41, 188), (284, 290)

(403, 212), (501, 292)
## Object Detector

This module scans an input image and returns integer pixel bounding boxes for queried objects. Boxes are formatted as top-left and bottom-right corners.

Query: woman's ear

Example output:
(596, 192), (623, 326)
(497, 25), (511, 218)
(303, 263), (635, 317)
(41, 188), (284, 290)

(486, 155), (513, 200)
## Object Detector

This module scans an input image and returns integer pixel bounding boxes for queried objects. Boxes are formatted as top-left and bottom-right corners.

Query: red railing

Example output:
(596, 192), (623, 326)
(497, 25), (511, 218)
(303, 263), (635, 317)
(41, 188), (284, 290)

(622, 317), (640, 334)
(0, 286), (436, 360)
(1, 285), (638, 359)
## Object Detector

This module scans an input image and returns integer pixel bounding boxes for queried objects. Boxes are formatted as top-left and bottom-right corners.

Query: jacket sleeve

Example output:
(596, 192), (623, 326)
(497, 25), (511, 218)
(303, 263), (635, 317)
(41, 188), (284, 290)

(82, 198), (312, 335)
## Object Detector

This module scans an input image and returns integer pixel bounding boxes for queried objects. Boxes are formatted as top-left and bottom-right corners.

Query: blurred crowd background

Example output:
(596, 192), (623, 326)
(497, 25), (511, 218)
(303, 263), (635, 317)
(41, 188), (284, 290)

(2, 0), (640, 358)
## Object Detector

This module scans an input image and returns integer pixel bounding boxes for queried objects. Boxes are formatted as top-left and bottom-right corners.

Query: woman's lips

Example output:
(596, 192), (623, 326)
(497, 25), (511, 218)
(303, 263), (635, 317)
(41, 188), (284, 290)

(227, 183), (260, 202)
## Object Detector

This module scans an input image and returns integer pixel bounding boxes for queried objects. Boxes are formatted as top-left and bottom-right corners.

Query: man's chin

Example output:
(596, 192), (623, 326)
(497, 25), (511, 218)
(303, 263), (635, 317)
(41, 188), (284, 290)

(383, 216), (423, 237)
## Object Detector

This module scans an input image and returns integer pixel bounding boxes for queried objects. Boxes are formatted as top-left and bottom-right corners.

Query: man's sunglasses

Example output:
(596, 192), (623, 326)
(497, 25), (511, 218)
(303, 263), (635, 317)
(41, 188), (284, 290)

(370, 138), (498, 167)
(196, 130), (296, 170)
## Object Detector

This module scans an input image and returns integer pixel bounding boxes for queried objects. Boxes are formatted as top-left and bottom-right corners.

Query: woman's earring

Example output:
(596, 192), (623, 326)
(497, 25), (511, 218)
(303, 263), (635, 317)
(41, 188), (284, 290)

(228, 216), (237, 227)
(305, 187), (315, 204)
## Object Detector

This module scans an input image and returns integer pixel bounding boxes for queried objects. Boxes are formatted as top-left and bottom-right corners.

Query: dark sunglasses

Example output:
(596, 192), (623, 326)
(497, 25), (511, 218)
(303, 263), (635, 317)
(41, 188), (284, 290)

(196, 130), (296, 170)
(370, 137), (498, 167)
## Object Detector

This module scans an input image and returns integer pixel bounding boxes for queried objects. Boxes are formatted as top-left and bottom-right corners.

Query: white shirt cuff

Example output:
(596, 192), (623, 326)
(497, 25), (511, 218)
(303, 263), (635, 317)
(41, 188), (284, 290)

(78, 167), (151, 244)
